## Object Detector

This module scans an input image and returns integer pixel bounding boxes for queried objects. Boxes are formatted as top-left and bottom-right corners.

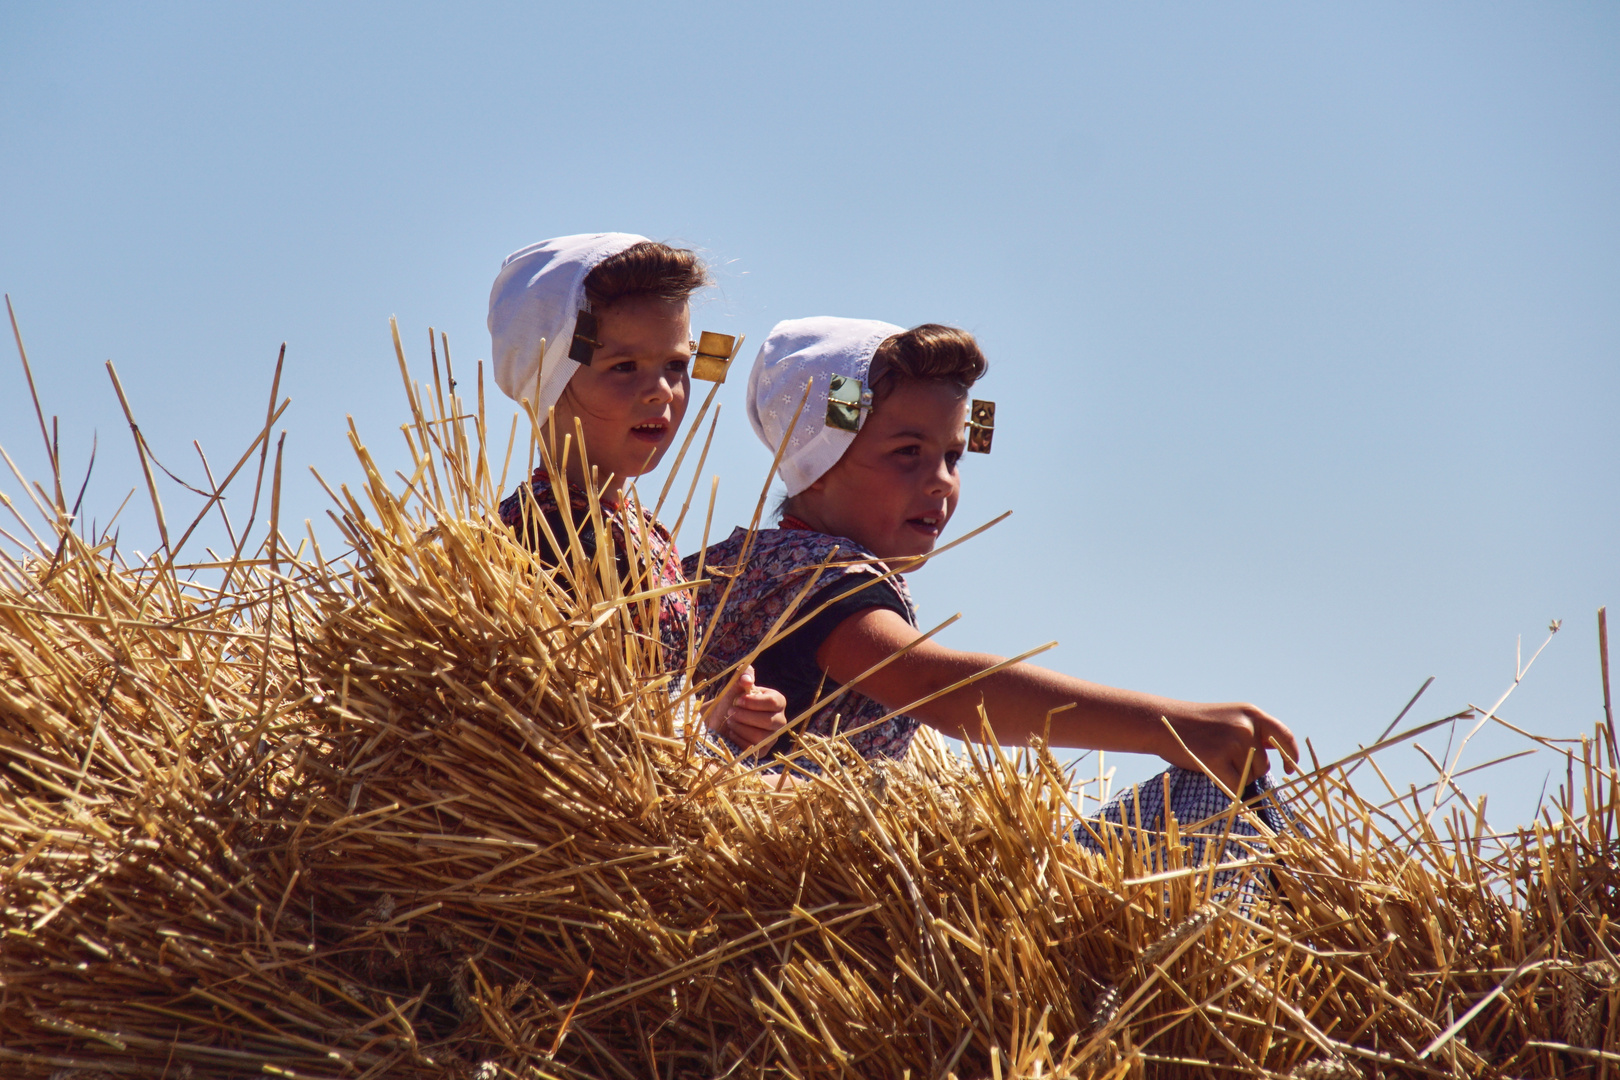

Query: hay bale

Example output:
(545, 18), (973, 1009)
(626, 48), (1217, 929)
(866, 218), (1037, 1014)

(2, 324), (1616, 1078)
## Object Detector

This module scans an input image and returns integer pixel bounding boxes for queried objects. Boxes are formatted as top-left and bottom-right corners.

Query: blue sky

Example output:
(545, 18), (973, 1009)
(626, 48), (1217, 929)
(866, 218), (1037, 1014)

(3, 2), (1616, 827)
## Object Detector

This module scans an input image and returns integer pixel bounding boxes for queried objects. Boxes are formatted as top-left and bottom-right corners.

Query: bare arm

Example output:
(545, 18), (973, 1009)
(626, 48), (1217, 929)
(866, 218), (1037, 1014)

(816, 608), (1297, 793)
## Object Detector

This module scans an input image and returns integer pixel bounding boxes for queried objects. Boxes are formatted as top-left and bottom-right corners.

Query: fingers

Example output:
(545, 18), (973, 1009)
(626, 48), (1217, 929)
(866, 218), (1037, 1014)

(734, 674), (786, 716)
(1274, 728), (1300, 773)
(1246, 746), (1270, 787)
(1249, 706), (1299, 773)
(1212, 759), (1244, 796)
(727, 705), (788, 748)
(703, 666), (761, 734)
(1185, 702), (1292, 793)
(729, 716), (785, 747)
(736, 688), (785, 712)
(730, 692), (788, 739)
(715, 667), (789, 751)
(702, 683), (739, 733)
(1216, 704), (1294, 784)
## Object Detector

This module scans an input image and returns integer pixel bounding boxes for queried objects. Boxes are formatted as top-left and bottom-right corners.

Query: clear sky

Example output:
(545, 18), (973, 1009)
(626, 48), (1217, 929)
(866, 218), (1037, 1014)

(3, 2), (1616, 829)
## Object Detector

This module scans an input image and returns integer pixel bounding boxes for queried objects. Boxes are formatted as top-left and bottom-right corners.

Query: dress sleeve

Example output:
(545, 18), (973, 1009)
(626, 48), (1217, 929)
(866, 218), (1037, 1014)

(751, 573), (911, 724)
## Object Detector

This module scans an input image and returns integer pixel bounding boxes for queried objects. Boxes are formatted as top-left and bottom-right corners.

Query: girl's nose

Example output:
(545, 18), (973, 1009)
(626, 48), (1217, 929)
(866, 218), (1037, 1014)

(926, 455), (957, 496)
(644, 372), (676, 405)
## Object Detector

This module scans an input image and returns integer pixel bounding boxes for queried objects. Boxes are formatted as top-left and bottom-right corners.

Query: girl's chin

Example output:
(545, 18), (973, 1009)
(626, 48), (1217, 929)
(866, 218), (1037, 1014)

(617, 444), (670, 475)
(876, 535), (937, 560)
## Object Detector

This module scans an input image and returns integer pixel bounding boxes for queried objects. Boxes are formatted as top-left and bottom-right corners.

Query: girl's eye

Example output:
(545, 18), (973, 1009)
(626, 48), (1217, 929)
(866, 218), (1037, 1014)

(609, 361), (638, 374)
(894, 444), (921, 457)
(945, 451), (962, 469)
(667, 358), (689, 374)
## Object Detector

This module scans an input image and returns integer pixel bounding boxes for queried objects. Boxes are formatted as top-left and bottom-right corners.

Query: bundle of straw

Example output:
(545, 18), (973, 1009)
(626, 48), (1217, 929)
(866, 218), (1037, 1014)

(1, 311), (1615, 1079)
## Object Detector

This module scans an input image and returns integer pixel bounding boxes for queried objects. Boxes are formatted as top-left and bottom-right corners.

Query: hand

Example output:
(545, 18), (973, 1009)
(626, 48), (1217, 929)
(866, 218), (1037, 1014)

(703, 665), (789, 757)
(1161, 702), (1298, 795)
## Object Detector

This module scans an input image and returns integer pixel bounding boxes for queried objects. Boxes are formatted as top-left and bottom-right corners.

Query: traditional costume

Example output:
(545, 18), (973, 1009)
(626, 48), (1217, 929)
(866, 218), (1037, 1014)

(488, 233), (691, 673)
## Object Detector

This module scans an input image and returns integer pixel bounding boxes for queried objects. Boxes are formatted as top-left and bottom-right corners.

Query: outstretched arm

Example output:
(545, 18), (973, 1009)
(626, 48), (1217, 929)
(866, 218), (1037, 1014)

(816, 608), (1296, 793)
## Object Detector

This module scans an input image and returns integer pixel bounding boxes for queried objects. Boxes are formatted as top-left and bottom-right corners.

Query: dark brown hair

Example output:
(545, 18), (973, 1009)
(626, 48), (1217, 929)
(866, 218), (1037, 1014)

(868, 323), (988, 402)
(584, 241), (710, 309)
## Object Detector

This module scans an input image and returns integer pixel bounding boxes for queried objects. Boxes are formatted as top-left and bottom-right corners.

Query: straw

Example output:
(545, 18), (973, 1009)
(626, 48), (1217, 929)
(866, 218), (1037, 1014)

(1, 320), (1615, 1080)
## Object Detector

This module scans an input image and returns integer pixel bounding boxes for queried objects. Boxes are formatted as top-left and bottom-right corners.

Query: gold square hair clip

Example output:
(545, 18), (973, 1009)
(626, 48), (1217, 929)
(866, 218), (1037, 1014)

(569, 315), (742, 384)
(825, 375), (995, 453)
(568, 311), (603, 363)
(967, 399), (995, 453)
(690, 331), (740, 383)
(826, 373), (872, 433)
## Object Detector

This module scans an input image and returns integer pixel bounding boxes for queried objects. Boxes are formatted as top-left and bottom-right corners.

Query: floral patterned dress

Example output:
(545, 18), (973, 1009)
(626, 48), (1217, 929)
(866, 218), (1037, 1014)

(683, 525), (921, 769)
(498, 469), (690, 675)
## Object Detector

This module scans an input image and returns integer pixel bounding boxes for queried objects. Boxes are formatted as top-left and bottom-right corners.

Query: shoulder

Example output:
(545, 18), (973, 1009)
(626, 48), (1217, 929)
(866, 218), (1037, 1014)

(755, 527), (868, 574)
(688, 526), (915, 624)
(681, 526), (748, 579)
(685, 526), (882, 581)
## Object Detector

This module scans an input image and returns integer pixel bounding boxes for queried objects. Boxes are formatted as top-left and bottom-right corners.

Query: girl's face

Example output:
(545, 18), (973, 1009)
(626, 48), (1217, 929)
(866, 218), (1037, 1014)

(797, 379), (969, 560)
(547, 296), (691, 496)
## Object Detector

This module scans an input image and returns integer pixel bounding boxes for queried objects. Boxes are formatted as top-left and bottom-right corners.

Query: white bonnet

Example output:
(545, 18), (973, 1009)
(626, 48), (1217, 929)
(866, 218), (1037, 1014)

(746, 316), (905, 496)
(487, 232), (649, 415)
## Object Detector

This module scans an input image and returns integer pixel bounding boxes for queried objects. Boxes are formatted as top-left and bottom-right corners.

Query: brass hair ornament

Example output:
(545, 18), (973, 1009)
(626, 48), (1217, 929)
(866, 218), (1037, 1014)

(690, 331), (741, 383)
(826, 374), (873, 433)
(825, 374), (995, 454)
(966, 399), (995, 454)
(567, 310), (602, 364)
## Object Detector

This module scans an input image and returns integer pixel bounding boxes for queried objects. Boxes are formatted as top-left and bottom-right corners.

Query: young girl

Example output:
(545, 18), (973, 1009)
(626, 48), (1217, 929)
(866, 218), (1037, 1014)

(685, 316), (1297, 849)
(487, 233), (785, 744)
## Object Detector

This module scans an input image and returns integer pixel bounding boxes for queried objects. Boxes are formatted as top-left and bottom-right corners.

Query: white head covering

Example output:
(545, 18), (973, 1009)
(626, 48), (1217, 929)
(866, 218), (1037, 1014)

(487, 232), (649, 415)
(747, 316), (905, 496)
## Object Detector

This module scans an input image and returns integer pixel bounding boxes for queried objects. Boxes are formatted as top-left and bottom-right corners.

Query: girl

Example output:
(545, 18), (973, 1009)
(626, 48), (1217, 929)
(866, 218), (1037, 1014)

(487, 233), (784, 745)
(685, 317), (1297, 848)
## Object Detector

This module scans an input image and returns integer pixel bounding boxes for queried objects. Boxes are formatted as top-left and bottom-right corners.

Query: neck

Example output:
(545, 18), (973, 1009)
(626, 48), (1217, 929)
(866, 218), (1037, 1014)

(538, 433), (625, 507)
(779, 497), (825, 534)
(567, 459), (626, 505)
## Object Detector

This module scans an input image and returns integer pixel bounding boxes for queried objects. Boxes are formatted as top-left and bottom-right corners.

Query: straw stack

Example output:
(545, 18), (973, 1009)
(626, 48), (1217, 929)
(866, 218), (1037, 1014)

(1, 319), (1615, 1079)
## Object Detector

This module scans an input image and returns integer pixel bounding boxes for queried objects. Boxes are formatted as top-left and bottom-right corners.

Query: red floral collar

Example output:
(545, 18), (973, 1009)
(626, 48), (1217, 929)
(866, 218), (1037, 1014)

(531, 467), (620, 512)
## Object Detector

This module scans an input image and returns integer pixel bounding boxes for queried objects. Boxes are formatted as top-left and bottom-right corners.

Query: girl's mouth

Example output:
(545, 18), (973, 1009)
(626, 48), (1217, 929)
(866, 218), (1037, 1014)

(630, 420), (668, 443)
(905, 515), (943, 537)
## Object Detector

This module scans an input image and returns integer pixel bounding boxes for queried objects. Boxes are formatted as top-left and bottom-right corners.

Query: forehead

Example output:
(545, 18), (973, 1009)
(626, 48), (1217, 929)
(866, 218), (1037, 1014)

(863, 379), (969, 437)
(594, 297), (691, 351)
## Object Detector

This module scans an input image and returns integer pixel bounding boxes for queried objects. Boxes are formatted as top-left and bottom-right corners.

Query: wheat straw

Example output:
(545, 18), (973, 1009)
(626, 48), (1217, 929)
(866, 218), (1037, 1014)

(1, 320), (1615, 1079)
